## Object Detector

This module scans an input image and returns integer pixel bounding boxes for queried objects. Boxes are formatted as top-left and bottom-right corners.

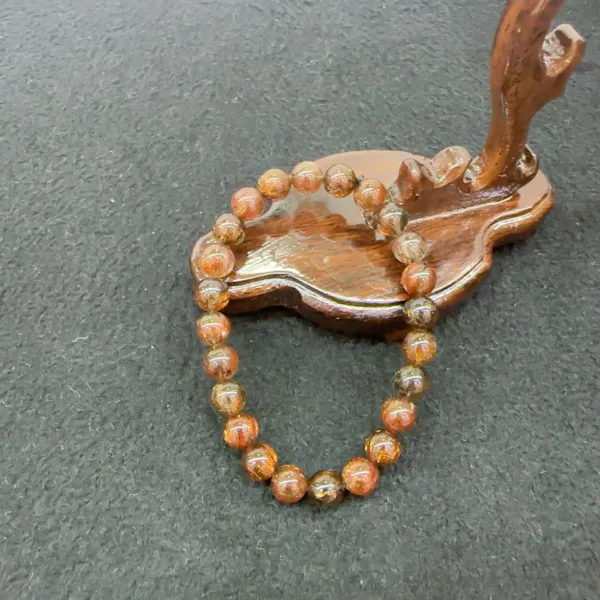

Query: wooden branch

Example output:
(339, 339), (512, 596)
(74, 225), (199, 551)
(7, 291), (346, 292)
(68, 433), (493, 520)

(461, 0), (585, 193)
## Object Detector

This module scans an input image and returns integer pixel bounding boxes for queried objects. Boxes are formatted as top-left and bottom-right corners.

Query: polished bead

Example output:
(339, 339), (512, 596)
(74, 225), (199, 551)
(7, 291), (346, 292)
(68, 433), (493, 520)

(197, 242), (236, 278)
(223, 414), (259, 449)
(203, 345), (239, 381)
(404, 297), (439, 329)
(403, 329), (437, 365)
(194, 278), (230, 311)
(241, 443), (278, 482)
(392, 231), (428, 264)
(401, 262), (437, 296)
(212, 213), (245, 246)
(377, 204), (408, 237)
(231, 187), (265, 221)
(393, 365), (431, 398)
(307, 470), (345, 506)
(323, 164), (358, 198)
(271, 464), (308, 504)
(381, 397), (417, 433)
(196, 312), (231, 346)
(365, 430), (402, 465)
(342, 457), (379, 496)
(354, 178), (387, 212)
(211, 381), (246, 416)
(258, 168), (291, 201)
(291, 161), (323, 195)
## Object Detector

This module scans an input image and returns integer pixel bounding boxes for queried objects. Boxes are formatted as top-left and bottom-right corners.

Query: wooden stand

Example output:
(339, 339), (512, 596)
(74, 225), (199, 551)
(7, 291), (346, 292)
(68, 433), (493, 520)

(191, 0), (585, 338)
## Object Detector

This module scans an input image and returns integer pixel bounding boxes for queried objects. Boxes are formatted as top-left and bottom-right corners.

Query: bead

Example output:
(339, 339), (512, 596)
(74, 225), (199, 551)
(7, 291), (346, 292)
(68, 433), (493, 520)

(212, 213), (245, 246)
(258, 168), (291, 201)
(403, 329), (437, 365)
(231, 187), (265, 221)
(323, 164), (358, 198)
(365, 430), (402, 466)
(241, 443), (278, 482)
(342, 457), (379, 496)
(307, 470), (345, 506)
(197, 242), (236, 278)
(223, 414), (259, 449)
(211, 381), (246, 417)
(377, 204), (408, 238)
(194, 278), (230, 311)
(401, 263), (437, 296)
(203, 345), (239, 381)
(392, 231), (428, 264)
(404, 297), (439, 329)
(393, 365), (431, 398)
(271, 464), (308, 504)
(354, 178), (387, 212)
(291, 161), (323, 195)
(381, 397), (417, 433)
(196, 312), (231, 346)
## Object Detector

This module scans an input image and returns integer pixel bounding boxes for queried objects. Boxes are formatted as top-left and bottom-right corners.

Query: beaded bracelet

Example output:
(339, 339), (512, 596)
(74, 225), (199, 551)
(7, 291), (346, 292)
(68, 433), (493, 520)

(193, 161), (439, 506)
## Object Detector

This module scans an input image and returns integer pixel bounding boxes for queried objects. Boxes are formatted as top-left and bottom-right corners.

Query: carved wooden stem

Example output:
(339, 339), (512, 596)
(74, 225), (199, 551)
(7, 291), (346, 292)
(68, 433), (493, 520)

(462, 0), (585, 193)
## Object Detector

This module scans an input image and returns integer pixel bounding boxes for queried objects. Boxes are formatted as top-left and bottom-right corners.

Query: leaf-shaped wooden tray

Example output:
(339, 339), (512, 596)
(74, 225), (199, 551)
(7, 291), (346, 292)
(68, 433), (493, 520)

(191, 0), (584, 339)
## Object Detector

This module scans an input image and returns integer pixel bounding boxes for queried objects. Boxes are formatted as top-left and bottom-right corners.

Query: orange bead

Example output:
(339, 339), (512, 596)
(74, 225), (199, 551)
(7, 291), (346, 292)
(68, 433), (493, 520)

(377, 204), (408, 238)
(241, 443), (278, 481)
(392, 231), (428, 264)
(393, 365), (431, 398)
(365, 430), (402, 466)
(323, 164), (358, 198)
(194, 278), (230, 311)
(231, 187), (265, 221)
(291, 161), (323, 195)
(203, 345), (239, 381)
(223, 414), (259, 449)
(381, 397), (417, 433)
(211, 381), (246, 417)
(342, 457), (379, 496)
(257, 168), (291, 201)
(307, 470), (345, 506)
(271, 464), (308, 504)
(401, 263), (437, 296)
(212, 213), (245, 246)
(196, 312), (231, 346)
(197, 242), (235, 279)
(403, 329), (437, 365)
(354, 178), (387, 212)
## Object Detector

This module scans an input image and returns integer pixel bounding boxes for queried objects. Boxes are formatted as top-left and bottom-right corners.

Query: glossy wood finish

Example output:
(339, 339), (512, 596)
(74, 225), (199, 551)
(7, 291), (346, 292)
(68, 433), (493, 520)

(190, 0), (584, 338)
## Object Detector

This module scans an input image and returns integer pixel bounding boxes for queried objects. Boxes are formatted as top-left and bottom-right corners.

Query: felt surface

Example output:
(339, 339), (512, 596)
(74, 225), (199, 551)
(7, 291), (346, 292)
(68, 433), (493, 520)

(1, 0), (599, 598)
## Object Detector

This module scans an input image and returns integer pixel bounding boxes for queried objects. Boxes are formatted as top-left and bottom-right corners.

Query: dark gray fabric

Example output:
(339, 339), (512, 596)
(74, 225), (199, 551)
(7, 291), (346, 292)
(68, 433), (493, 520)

(1, 0), (599, 598)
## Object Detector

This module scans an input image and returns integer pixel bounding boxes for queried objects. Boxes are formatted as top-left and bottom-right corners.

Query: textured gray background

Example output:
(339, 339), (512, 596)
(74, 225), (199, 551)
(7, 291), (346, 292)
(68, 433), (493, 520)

(1, 0), (599, 598)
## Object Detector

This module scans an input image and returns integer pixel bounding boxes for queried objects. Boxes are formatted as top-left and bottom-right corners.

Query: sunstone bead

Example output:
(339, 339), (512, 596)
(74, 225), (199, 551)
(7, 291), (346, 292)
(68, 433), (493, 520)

(365, 430), (402, 466)
(194, 279), (230, 311)
(223, 414), (259, 449)
(203, 345), (239, 381)
(307, 470), (345, 506)
(404, 297), (439, 329)
(271, 464), (308, 504)
(342, 457), (379, 496)
(291, 161), (323, 195)
(231, 187), (265, 221)
(392, 231), (428, 264)
(241, 443), (278, 481)
(212, 213), (245, 246)
(402, 329), (437, 365)
(392, 365), (431, 398)
(197, 242), (236, 279)
(211, 381), (246, 417)
(354, 178), (387, 212)
(401, 263), (437, 296)
(258, 168), (291, 201)
(377, 204), (408, 238)
(323, 164), (358, 198)
(381, 397), (417, 433)
(196, 312), (232, 346)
